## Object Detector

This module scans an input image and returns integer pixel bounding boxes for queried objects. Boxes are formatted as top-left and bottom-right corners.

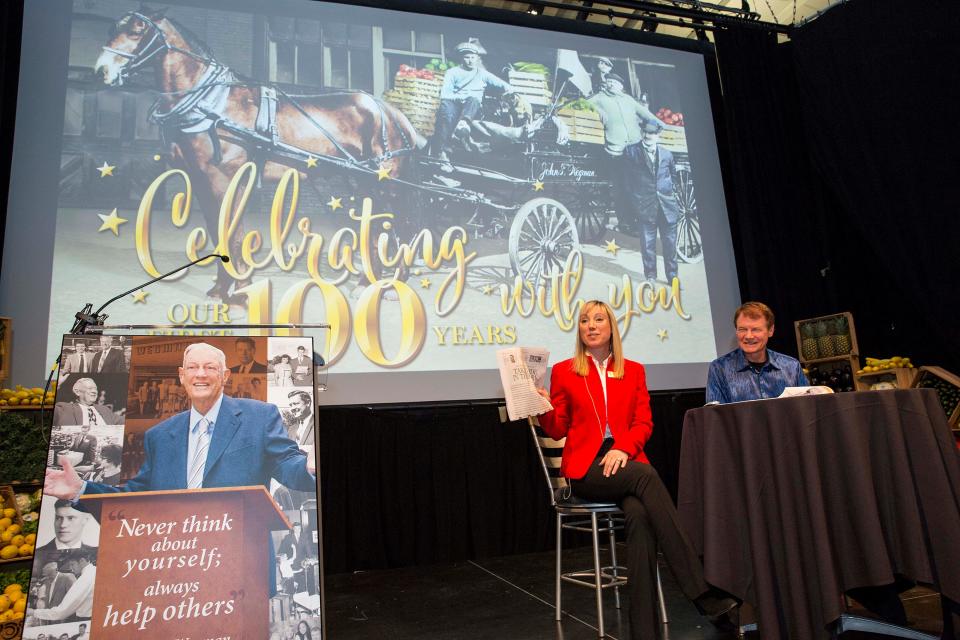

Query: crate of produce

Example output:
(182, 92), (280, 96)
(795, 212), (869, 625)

(657, 127), (687, 154)
(0, 565), (30, 630)
(855, 366), (917, 391)
(556, 106), (605, 145)
(795, 312), (858, 363)
(507, 68), (552, 107)
(383, 65), (446, 137)
(0, 484), (36, 564)
(911, 366), (960, 430)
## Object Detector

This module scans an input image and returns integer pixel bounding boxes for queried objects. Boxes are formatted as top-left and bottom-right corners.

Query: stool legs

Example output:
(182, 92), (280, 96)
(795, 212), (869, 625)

(555, 512), (563, 621)
(591, 512), (605, 638)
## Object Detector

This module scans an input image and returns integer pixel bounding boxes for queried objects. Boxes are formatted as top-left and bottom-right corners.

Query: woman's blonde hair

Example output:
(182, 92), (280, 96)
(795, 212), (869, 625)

(571, 300), (624, 378)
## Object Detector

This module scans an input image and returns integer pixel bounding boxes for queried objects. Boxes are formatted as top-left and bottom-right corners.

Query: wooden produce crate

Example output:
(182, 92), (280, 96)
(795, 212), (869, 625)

(658, 127), (688, 154)
(911, 366), (960, 430)
(556, 107), (604, 145)
(0, 484), (32, 566)
(795, 312), (858, 363)
(804, 355), (858, 393)
(507, 69), (552, 107)
(383, 71), (445, 137)
(854, 366), (918, 391)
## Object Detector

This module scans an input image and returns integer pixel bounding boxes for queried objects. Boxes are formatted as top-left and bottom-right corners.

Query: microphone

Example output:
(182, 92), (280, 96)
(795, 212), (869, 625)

(70, 253), (230, 334)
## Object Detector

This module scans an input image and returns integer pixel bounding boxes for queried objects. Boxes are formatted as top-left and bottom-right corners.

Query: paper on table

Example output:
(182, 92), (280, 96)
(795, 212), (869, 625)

(497, 346), (553, 421)
(778, 385), (834, 398)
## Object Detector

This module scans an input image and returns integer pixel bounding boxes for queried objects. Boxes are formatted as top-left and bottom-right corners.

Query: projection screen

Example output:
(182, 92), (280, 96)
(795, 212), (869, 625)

(1, 0), (741, 405)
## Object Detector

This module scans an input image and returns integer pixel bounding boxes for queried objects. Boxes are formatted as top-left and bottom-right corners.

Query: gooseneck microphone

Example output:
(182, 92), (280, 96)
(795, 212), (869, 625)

(70, 253), (231, 334)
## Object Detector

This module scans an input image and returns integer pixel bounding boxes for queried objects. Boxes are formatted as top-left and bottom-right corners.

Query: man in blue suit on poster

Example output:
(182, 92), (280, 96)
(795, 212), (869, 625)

(45, 342), (316, 496)
(43, 342), (317, 593)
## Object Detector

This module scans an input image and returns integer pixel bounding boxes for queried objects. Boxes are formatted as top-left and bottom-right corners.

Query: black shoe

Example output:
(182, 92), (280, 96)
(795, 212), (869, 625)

(694, 591), (739, 627)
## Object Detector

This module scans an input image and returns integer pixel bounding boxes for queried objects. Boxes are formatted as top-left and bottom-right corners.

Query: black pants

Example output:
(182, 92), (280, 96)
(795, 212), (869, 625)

(571, 443), (707, 639)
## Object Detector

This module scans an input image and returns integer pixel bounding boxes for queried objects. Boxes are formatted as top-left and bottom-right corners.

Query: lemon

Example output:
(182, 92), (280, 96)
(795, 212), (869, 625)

(6, 398), (19, 406)
(24, 533), (35, 545)
(2, 509), (15, 520)
(12, 599), (25, 614)
(0, 546), (15, 560)
(10, 611), (23, 621)
(2, 584), (20, 596)
(10, 535), (23, 548)
(6, 524), (21, 535)
(0, 595), (8, 612)
(17, 543), (32, 556)
(0, 518), (11, 530)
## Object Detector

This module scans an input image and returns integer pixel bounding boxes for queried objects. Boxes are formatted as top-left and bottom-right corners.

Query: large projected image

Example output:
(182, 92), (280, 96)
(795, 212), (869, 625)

(38, 0), (735, 403)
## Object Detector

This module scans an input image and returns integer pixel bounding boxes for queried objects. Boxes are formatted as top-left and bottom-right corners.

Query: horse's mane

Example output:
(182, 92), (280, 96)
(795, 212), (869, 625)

(166, 17), (215, 60)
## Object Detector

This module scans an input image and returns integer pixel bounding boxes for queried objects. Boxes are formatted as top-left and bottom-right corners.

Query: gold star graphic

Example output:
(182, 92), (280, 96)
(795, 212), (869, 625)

(306, 156), (319, 168)
(420, 278), (431, 289)
(97, 208), (128, 236)
(533, 181), (544, 191)
(131, 290), (149, 304)
(327, 197), (342, 211)
(376, 165), (392, 181)
(482, 285), (495, 295)
(657, 328), (669, 342)
(604, 239), (620, 256)
(97, 162), (116, 177)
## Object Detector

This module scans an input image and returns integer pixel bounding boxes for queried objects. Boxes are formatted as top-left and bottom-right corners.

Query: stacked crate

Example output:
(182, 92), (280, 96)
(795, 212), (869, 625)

(507, 68), (552, 108)
(382, 70), (445, 137)
(556, 106), (605, 145)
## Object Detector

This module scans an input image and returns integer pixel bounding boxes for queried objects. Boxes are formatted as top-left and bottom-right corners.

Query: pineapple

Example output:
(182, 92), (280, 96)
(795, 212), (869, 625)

(832, 316), (852, 355)
(801, 323), (819, 361)
(816, 320), (835, 358)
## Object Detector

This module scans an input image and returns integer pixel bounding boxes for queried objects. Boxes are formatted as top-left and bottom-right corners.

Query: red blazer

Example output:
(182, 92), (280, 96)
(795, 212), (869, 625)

(539, 357), (653, 480)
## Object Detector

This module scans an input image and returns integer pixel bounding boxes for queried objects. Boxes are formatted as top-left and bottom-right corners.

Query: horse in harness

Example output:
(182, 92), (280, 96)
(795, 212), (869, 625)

(95, 9), (425, 303)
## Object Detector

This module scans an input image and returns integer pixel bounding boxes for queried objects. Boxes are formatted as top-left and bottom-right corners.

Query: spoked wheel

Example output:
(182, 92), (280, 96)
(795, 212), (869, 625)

(572, 199), (609, 243)
(508, 197), (581, 285)
(674, 168), (703, 264)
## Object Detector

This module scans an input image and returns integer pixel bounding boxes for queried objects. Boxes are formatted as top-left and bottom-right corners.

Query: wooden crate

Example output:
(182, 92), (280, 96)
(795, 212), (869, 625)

(804, 355), (859, 392)
(854, 366), (918, 391)
(795, 312), (858, 363)
(557, 107), (605, 145)
(911, 365), (960, 430)
(658, 127), (688, 153)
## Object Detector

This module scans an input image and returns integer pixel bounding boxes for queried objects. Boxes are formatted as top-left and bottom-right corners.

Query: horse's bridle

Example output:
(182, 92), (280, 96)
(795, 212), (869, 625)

(102, 12), (212, 86)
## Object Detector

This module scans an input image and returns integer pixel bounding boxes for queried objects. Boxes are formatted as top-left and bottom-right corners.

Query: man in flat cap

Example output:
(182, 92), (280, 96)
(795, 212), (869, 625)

(433, 38), (515, 172)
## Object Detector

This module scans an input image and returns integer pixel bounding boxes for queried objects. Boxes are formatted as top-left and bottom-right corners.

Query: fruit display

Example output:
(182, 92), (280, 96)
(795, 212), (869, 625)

(856, 356), (914, 374)
(806, 362), (854, 392)
(0, 487), (36, 562)
(0, 569), (29, 624)
(0, 383), (56, 407)
(912, 366), (960, 428)
(557, 101), (604, 145)
(795, 313), (858, 362)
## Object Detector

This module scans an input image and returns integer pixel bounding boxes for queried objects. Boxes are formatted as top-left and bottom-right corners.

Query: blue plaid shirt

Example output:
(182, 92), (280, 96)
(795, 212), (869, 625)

(706, 348), (808, 404)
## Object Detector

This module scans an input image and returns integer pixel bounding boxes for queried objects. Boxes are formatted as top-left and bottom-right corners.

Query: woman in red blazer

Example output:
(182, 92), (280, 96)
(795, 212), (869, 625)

(538, 300), (734, 639)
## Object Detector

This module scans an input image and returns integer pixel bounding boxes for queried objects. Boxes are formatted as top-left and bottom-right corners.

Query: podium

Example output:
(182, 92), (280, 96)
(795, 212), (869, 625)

(81, 486), (291, 640)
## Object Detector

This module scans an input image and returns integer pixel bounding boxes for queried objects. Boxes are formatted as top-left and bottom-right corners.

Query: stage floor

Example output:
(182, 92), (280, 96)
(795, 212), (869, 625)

(324, 546), (944, 639)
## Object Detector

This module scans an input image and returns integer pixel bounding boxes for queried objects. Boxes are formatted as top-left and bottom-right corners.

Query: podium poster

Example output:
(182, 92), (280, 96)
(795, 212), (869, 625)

(24, 336), (324, 640)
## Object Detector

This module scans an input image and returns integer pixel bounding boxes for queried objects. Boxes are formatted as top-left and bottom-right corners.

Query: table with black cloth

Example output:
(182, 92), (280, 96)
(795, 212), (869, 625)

(677, 388), (960, 640)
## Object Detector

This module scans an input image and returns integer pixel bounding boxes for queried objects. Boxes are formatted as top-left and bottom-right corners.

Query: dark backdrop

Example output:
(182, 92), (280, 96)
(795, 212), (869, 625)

(1, 0), (959, 574)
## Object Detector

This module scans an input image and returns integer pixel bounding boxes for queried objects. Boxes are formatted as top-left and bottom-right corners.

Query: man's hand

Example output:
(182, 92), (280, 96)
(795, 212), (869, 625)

(599, 449), (629, 477)
(44, 455), (84, 500)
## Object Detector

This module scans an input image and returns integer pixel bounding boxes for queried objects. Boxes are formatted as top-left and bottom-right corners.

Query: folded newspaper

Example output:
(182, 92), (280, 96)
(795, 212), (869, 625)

(496, 347), (553, 421)
(778, 385), (834, 398)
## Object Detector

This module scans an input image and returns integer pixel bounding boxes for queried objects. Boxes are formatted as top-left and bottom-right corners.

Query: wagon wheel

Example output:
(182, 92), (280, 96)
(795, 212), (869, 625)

(674, 168), (703, 264)
(573, 198), (609, 243)
(508, 198), (581, 285)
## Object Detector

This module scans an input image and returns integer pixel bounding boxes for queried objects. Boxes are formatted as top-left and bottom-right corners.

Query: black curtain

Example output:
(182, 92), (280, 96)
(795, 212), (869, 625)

(0, 0), (24, 271)
(318, 391), (704, 574)
(714, 0), (960, 369)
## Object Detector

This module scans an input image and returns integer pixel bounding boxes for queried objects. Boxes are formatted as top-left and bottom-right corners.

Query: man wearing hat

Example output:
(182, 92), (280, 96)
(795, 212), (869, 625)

(588, 74), (678, 281)
(627, 118), (682, 283)
(433, 38), (515, 171)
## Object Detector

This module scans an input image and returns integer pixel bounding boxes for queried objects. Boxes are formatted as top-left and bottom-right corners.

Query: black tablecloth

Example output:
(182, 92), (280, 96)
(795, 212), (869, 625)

(677, 388), (960, 640)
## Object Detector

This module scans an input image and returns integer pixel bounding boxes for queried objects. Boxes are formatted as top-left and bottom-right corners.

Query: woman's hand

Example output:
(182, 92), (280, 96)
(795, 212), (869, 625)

(536, 387), (550, 400)
(599, 449), (629, 477)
